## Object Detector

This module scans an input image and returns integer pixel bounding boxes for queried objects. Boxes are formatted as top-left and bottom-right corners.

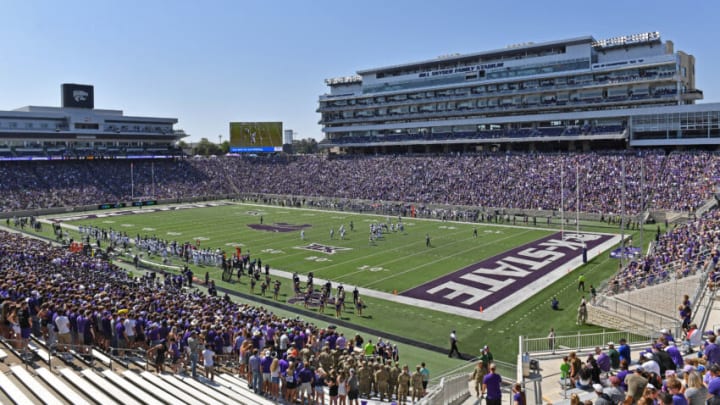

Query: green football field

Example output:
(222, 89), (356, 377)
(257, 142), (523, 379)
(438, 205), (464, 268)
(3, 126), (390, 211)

(65, 202), (553, 292)
(36, 200), (647, 370)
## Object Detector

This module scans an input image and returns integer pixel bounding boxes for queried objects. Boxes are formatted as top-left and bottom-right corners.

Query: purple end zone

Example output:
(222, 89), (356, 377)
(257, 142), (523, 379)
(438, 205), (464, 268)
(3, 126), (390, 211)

(401, 232), (613, 311)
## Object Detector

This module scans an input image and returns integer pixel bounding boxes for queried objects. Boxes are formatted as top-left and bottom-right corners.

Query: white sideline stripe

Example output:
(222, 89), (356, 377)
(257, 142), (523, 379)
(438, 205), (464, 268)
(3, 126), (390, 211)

(171, 374), (237, 405)
(139, 371), (203, 404)
(58, 368), (119, 405)
(35, 367), (91, 405)
(0, 349), (8, 361)
(122, 369), (188, 404)
(10, 365), (62, 405)
(215, 373), (275, 405)
(81, 369), (141, 405)
(0, 371), (34, 405)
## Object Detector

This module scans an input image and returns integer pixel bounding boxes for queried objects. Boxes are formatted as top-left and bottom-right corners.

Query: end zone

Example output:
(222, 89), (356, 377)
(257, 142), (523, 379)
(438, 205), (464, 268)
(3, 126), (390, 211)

(399, 232), (619, 321)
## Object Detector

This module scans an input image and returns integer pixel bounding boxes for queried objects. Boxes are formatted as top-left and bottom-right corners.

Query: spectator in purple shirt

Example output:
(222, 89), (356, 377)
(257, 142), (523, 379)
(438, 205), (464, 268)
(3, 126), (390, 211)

(114, 316), (127, 356)
(261, 350), (273, 394)
(483, 363), (502, 405)
(595, 347), (611, 374)
(297, 361), (315, 404)
(706, 365), (720, 401)
(704, 335), (720, 367)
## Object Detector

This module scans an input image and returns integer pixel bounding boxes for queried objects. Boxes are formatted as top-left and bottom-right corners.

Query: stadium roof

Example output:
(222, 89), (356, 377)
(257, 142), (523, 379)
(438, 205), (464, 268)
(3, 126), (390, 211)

(356, 35), (595, 76)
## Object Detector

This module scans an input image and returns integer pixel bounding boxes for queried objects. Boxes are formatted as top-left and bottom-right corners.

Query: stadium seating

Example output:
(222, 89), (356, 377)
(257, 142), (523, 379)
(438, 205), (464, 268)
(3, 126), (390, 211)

(605, 208), (720, 295)
(0, 229), (408, 404)
(1, 151), (719, 215)
(1, 148), (720, 404)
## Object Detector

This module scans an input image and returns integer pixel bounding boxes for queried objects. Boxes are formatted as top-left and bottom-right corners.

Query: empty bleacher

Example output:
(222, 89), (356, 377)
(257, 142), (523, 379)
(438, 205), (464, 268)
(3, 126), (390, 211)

(58, 368), (120, 405)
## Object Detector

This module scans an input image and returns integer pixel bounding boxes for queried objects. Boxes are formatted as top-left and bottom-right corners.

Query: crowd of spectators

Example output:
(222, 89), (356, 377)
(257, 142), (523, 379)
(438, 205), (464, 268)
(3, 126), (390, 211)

(0, 150), (719, 215)
(561, 326), (720, 405)
(0, 229), (428, 403)
(606, 209), (720, 295)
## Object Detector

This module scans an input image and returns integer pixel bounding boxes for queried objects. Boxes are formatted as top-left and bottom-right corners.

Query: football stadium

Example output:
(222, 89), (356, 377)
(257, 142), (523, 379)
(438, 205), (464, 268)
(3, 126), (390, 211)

(1, 31), (720, 405)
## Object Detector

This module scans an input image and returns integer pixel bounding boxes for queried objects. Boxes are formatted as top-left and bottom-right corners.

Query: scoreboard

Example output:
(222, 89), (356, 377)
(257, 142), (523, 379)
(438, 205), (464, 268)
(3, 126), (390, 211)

(229, 122), (283, 153)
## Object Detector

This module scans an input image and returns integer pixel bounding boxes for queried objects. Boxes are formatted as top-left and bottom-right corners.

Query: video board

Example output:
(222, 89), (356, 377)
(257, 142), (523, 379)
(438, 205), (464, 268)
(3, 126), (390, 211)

(229, 122), (283, 153)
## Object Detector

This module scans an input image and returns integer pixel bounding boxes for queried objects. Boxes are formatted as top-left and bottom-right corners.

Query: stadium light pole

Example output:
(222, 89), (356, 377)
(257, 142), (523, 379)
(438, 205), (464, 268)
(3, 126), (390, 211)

(151, 161), (155, 199)
(560, 162), (565, 240)
(130, 162), (134, 201)
(576, 159), (580, 237)
(639, 157), (644, 254)
(620, 157), (626, 269)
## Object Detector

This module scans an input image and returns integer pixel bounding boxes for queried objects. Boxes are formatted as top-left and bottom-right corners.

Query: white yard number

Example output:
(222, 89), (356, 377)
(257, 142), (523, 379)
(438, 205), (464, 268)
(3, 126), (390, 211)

(305, 256), (331, 262)
(357, 265), (387, 272)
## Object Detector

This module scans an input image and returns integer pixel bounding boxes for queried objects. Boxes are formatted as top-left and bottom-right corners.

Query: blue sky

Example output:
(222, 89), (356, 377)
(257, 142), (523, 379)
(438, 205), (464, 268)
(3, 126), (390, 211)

(0, 0), (718, 142)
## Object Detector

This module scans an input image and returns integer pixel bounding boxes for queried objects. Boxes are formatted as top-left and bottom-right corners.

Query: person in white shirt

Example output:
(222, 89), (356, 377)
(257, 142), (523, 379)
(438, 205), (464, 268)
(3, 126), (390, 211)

(202, 344), (215, 381)
(449, 330), (461, 358)
(54, 310), (71, 352)
(640, 352), (660, 375)
(124, 314), (137, 349)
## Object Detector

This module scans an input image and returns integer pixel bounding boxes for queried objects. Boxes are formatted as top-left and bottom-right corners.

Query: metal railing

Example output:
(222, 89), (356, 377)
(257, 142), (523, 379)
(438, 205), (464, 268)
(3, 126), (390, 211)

(421, 373), (471, 405)
(423, 359), (517, 405)
(596, 295), (682, 334)
(689, 260), (713, 318)
(522, 329), (656, 355)
(602, 253), (710, 296)
(694, 283), (717, 335)
(694, 198), (718, 218)
(0, 337), (39, 370)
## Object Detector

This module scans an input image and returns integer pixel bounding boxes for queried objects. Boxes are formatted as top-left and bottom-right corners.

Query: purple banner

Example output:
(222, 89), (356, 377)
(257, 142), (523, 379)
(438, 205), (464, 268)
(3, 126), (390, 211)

(401, 232), (614, 311)
(609, 246), (641, 259)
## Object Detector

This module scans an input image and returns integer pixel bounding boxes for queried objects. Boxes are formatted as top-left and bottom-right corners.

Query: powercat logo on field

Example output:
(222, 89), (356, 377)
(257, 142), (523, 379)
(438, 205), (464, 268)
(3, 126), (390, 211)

(295, 243), (352, 255)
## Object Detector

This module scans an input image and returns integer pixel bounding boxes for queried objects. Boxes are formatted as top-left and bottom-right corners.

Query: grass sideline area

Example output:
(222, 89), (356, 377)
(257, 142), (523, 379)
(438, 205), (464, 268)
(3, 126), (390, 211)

(24, 201), (656, 366)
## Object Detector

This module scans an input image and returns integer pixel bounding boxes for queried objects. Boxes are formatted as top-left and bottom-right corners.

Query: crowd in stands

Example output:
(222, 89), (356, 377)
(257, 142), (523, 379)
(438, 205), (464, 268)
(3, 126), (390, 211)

(1, 150), (719, 215)
(559, 325), (720, 405)
(606, 209), (720, 295)
(0, 229), (429, 403)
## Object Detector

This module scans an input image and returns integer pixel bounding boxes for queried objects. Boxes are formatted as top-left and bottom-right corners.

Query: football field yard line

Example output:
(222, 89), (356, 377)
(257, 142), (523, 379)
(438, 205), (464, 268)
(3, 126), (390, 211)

(229, 203), (554, 281)
(231, 201), (560, 234)
(43, 203), (551, 291)
(36, 202), (619, 322)
(359, 228), (538, 288)
(293, 226), (470, 273)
